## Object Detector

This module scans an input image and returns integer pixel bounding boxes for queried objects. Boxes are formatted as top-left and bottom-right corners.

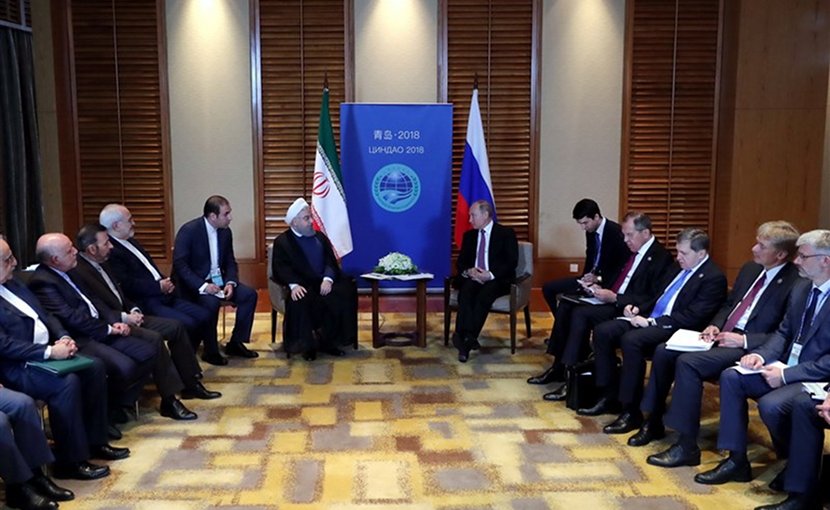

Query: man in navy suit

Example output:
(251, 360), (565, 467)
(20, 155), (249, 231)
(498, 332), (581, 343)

(695, 230), (830, 510)
(173, 195), (259, 360)
(0, 236), (124, 481)
(452, 200), (518, 362)
(100, 204), (222, 366)
(641, 221), (801, 464)
(528, 212), (673, 401)
(579, 228), (727, 436)
(530, 199), (630, 385)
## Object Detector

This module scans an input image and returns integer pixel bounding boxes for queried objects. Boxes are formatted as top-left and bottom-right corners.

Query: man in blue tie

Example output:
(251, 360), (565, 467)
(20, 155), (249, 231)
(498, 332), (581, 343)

(695, 230), (830, 510)
(579, 228), (727, 436)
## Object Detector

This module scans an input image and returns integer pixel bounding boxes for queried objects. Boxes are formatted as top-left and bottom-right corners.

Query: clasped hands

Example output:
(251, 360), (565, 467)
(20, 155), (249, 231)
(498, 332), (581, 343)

(50, 336), (78, 360)
(290, 280), (332, 301)
(463, 267), (491, 284)
(204, 282), (235, 300)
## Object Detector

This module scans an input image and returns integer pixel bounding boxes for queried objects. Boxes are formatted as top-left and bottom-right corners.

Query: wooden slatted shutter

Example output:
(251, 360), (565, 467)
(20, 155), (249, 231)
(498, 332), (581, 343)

(445, 0), (536, 247)
(257, 0), (346, 249)
(0, 0), (29, 27)
(622, 0), (720, 243)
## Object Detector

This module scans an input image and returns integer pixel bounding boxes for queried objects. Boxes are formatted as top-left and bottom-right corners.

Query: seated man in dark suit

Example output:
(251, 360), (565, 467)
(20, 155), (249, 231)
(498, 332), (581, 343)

(530, 199), (629, 385)
(73, 224), (220, 401)
(272, 198), (357, 361)
(580, 228), (727, 437)
(29, 233), (196, 422)
(642, 221), (801, 464)
(529, 212), (673, 401)
(1, 385), (74, 509)
(173, 195), (258, 360)
(99, 204), (222, 366)
(452, 200), (518, 363)
(694, 230), (830, 503)
(0, 235), (125, 481)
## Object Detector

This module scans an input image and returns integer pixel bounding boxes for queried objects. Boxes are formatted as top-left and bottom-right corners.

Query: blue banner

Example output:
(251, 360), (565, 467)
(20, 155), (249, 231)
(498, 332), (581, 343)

(340, 104), (453, 289)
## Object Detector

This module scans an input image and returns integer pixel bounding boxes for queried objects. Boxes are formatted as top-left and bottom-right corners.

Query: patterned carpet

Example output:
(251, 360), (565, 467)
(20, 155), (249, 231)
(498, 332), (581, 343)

(5, 312), (822, 509)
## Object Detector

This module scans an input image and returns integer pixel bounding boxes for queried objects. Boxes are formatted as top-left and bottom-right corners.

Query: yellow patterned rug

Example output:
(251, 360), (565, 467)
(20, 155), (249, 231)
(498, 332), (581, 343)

(9, 312), (823, 509)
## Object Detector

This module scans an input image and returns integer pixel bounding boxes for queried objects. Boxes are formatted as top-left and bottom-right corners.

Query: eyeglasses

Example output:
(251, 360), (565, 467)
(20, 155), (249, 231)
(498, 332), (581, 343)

(796, 252), (827, 260)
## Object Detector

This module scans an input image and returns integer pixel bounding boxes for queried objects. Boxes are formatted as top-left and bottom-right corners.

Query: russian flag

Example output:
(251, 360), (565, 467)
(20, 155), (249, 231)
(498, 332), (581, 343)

(454, 88), (496, 248)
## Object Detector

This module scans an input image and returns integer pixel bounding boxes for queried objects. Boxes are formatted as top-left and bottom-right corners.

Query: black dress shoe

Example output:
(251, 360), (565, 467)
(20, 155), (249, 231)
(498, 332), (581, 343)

(91, 444), (131, 461)
(577, 397), (621, 416)
(694, 455), (752, 485)
(768, 469), (785, 492)
(302, 350), (317, 361)
(527, 365), (566, 385)
(627, 421), (665, 446)
(52, 461), (110, 480)
(181, 381), (222, 400)
(6, 483), (58, 510)
(755, 492), (817, 510)
(458, 345), (470, 363)
(322, 347), (346, 356)
(647, 443), (701, 467)
(201, 352), (229, 366)
(603, 411), (643, 434)
(29, 474), (74, 501)
(160, 397), (198, 420)
(225, 342), (259, 358)
(107, 423), (122, 440)
(543, 384), (568, 401)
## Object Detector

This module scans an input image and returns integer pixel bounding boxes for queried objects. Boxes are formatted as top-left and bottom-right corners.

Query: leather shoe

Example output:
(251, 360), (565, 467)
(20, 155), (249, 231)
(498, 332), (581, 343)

(603, 411), (643, 434)
(647, 443), (701, 468)
(768, 469), (785, 492)
(160, 397), (197, 420)
(527, 365), (566, 385)
(322, 347), (346, 356)
(577, 397), (621, 416)
(694, 455), (752, 485)
(627, 421), (665, 446)
(542, 384), (568, 401)
(29, 473), (74, 501)
(458, 345), (470, 363)
(6, 483), (58, 510)
(52, 461), (110, 480)
(91, 444), (130, 461)
(225, 342), (259, 358)
(754, 492), (817, 510)
(107, 423), (122, 440)
(302, 350), (317, 361)
(181, 381), (222, 400)
(201, 352), (229, 366)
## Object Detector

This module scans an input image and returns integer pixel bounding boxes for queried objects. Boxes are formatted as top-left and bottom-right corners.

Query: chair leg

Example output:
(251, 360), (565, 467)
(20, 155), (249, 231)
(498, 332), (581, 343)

(221, 305), (227, 338)
(271, 310), (277, 344)
(523, 306), (532, 337)
(443, 308), (452, 346)
(509, 310), (517, 354)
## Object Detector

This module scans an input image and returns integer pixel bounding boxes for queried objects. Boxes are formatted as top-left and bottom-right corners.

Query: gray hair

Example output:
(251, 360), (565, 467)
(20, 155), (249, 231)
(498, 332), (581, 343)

(99, 204), (126, 230)
(622, 212), (652, 232)
(796, 230), (830, 254)
(676, 228), (709, 252)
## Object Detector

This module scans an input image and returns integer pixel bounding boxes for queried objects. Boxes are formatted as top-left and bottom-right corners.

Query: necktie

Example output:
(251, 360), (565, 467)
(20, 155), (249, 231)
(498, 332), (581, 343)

(787, 287), (822, 365)
(476, 229), (486, 269)
(721, 271), (767, 333)
(650, 269), (691, 319)
(610, 251), (637, 293)
(57, 271), (99, 319)
(591, 231), (601, 271)
(95, 263), (123, 305)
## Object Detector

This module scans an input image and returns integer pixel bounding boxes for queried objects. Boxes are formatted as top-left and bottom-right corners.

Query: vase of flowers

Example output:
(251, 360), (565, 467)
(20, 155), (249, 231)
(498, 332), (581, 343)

(374, 252), (419, 275)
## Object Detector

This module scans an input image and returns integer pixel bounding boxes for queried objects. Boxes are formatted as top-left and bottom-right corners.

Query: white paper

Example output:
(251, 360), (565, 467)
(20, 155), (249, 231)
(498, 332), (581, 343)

(665, 329), (713, 352)
(361, 272), (434, 281)
(731, 360), (788, 375)
(802, 382), (829, 401)
(578, 296), (605, 305)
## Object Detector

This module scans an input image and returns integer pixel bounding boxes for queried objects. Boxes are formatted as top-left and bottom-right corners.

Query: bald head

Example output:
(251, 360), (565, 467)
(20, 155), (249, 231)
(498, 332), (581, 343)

(36, 233), (78, 272)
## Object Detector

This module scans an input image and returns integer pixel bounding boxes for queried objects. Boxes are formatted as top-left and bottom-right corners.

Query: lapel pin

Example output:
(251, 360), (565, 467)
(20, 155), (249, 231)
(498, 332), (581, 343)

(776, 278), (783, 284)
(698, 273), (703, 278)
(647, 256), (652, 261)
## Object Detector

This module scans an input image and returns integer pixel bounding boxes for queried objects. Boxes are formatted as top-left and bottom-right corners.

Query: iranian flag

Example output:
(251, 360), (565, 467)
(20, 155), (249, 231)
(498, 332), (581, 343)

(310, 86), (353, 258)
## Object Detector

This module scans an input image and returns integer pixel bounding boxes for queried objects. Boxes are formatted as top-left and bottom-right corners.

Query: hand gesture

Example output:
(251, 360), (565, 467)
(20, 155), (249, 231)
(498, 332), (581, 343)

(291, 285), (307, 301)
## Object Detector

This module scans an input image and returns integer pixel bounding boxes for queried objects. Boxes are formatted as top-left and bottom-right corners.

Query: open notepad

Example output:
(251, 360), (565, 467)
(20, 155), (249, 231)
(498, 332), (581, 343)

(664, 329), (713, 352)
(730, 360), (788, 375)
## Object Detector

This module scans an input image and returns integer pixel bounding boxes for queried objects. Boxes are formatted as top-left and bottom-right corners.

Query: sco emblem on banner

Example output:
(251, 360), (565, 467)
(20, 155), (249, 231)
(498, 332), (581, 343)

(372, 164), (421, 212)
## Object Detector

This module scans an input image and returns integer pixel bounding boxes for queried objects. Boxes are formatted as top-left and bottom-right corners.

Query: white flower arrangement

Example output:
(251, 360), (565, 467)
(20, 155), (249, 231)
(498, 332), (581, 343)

(374, 252), (418, 275)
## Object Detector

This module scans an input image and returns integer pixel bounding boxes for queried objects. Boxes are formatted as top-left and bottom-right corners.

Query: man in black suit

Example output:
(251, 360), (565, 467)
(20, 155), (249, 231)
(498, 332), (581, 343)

(99, 204), (222, 366)
(271, 198), (357, 360)
(528, 212), (673, 401)
(642, 221), (801, 464)
(173, 195), (258, 359)
(0, 235), (124, 481)
(452, 200), (518, 362)
(73, 224), (220, 402)
(29, 233), (197, 422)
(530, 199), (629, 386)
(694, 230), (830, 510)
(579, 228), (727, 436)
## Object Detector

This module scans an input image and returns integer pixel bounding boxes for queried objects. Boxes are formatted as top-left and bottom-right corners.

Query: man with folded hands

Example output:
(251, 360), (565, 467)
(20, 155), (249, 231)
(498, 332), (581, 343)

(639, 221), (801, 466)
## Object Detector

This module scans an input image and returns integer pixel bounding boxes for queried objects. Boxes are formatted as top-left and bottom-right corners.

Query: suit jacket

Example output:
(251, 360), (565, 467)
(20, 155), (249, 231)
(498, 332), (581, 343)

(753, 279), (830, 382)
(455, 222), (518, 285)
(173, 217), (240, 297)
(614, 237), (674, 312)
(72, 256), (139, 314)
(0, 278), (67, 363)
(107, 235), (168, 303)
(28, 264), (120, 344)
(640, 257), (728, 330)
(712, 261), (801, 349)
(271, 230), (342, 288)
(584, 218), (629, 285)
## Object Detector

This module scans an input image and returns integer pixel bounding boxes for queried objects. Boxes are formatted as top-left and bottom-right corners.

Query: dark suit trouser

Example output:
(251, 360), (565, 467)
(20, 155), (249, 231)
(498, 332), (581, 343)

(0, 388), (53, 484)
(142, 315), (201, 387)
(283, 279), (357, 354)
(142, 295), (217, 356)
(717, 369), (804, 454)
(0, 359), (108, 464)
(542, 278), (580, 352)
(191, 282), (258, 345)
(778, 392), (827, 495)
(455, 278), (510, 340)
(130, 326), (184, 398)
(559, 303), (617, 367)
(79, 335), (158, 407)
(655, 345), (744, 439)
(593, 320), (672, 409)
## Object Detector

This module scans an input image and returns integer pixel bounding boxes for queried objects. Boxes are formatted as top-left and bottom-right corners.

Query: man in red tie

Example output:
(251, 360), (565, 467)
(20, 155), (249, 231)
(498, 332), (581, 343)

(451, 200), (517, 362)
